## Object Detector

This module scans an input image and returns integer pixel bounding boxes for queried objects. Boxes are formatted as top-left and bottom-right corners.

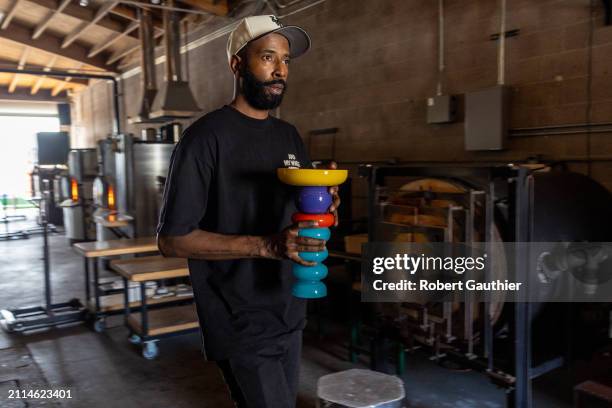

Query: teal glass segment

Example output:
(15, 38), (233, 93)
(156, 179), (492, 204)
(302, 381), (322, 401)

(292, 263), (328, 281)
(292, 280), (327, 298)
(298, 249), (329, 262)
(298, 227), (331, 241)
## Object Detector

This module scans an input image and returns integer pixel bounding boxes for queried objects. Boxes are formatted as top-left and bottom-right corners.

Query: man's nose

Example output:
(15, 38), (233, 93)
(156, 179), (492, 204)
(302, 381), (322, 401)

(273, 60), (288, 79)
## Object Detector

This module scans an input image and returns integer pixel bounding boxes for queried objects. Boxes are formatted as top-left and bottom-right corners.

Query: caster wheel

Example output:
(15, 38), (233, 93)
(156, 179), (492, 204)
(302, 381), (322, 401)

(128, 334), (141, 345)
(93, 318), (106, 333)
(68, 298), (81, 308)
(142, 341), (159, 360)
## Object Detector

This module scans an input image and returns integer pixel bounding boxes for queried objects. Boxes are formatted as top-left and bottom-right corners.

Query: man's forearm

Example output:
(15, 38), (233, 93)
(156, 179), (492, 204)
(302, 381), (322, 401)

(158, 229), (269, 260)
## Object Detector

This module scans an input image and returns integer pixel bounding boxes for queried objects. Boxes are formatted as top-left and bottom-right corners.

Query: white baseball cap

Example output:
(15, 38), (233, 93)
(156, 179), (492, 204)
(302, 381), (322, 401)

(226, 15), (311, 65)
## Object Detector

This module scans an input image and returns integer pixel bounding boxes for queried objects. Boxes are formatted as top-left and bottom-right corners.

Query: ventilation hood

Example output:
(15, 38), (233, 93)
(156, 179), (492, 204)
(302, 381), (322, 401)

(149, 0), (200, 121)
(128, 8), (164, 124)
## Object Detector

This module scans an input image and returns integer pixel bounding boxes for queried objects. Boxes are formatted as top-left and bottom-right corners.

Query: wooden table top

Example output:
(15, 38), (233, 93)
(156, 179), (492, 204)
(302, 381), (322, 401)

(73, 237), (158, 258)
(128, 304), (199, 336)
(110, 255), (189, 282)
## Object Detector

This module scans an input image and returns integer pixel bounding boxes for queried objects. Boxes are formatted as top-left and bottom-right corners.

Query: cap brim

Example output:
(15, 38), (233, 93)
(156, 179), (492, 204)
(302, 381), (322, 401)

(273, 25), (311, 59)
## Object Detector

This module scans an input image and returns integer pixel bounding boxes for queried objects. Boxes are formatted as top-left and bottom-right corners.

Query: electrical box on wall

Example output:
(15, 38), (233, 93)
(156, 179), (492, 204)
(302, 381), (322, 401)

(465, 85), (510, 151)
(426, 95), (457, 124)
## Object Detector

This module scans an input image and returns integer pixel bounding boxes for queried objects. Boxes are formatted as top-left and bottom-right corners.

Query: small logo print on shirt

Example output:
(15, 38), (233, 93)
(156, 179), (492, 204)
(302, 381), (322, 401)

(284, 153), (301, 168)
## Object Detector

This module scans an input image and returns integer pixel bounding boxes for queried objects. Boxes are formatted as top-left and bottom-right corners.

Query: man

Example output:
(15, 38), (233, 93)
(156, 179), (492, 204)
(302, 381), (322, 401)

(156, 15), (340, 408)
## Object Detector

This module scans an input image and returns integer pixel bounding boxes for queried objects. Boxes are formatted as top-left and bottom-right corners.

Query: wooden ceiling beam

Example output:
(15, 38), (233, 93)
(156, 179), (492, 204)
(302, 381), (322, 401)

(50, 79), (66, 96)
(88, 20), (138, 58)
(107, 26), (165, 66)
(31, 54), (57, 95)
(110, 4), (163, 30)
(27, 0), (140, 39)
(107, 43), (138, 66)
(62, 1), (119, 48)
(51, 64), (83, 97)
(0, 86), (68, 102)
(51, 62), (82, 97)
(0, 19), (116, 71)
(8, 46), (30, 93)
(32, 0), (71, 40)
(177, 0), (229, 16)
(1, 0), (21, 30)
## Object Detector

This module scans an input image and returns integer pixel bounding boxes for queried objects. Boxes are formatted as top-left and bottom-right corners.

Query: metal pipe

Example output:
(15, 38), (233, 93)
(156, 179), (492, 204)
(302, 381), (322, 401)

(0, 67), (121, 134)
(333, 156), (612, 167)
(437, 0), (445, 96)
(586, 0), (596, 177)
(0, 67), (115, 81)
(119, 0), (213, 16)
(272, 0), (306, 9)
(41, 180), (51, 310)
(139, 8), (157, 94)
(511, 128), (612, 137)
(497, 0), (506, 85)
(111, 77), (121, 134)
(133, 7), (158, 122)
(561, 156), (612, 162)
(183, 19), (190, 83)
(164, 0), (183, 82)
(278, 0), (325, 17)
(0, 112), (57, 118)
(512, 121), (612, 131)
(513, 169), (533, 408)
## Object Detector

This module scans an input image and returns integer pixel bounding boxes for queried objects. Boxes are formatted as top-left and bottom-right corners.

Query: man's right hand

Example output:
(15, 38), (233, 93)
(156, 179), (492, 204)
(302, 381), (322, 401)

(261, 221), (325, 266)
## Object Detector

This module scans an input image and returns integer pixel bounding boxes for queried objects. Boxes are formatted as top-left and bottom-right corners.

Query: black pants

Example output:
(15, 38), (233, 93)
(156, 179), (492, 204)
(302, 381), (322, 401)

(217, 330), (302, 408)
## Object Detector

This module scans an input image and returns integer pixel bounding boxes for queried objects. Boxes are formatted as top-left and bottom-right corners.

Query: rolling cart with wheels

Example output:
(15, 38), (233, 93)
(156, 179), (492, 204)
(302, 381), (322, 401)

(72, 237), (159, 331)
(111, 256), (199, 359)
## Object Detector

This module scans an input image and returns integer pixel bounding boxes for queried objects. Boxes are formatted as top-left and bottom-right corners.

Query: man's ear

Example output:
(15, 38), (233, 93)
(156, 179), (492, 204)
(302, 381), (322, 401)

(230, 55), (242, 77)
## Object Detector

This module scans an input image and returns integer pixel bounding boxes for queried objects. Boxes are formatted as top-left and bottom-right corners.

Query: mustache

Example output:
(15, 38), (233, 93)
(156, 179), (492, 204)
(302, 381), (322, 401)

(262, 79), (286, 87)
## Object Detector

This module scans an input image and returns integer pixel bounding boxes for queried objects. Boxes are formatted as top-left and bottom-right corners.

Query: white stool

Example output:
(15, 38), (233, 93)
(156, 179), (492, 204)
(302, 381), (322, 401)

(317, 369), (405, 408)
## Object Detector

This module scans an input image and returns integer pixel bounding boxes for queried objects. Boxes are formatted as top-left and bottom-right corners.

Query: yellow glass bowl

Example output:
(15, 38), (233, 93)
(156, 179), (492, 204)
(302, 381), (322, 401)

(277, 168), (348, 186)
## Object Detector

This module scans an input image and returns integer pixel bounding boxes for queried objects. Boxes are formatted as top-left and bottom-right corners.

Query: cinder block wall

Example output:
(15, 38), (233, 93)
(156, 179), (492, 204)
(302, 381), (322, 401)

(72, 0), (612, 220)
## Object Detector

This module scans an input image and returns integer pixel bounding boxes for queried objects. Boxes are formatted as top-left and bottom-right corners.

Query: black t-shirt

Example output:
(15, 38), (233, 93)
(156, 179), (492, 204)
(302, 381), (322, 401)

(157, 105), (312, 360)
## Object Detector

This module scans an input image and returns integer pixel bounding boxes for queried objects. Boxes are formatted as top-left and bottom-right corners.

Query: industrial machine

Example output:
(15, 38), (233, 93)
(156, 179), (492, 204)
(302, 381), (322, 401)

(31, 131), (71, 228)
(359, 163), (612, 408)
(93, 133), (174, 239)
(31, 166), (63, 229)
(60, 149), (97, 243)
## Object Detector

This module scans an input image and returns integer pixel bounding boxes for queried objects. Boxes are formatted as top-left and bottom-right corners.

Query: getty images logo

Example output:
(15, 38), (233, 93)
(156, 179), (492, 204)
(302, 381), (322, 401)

(270, 16), (284, 27)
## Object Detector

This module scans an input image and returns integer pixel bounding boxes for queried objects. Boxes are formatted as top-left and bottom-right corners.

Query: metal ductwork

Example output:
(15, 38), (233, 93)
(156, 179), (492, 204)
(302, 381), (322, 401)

(128, 8), (163, 124)
(149, 0), (200, 120)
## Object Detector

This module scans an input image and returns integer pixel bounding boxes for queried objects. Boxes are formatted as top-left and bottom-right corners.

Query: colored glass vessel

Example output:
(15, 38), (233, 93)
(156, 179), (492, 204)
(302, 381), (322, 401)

(277, 168), (348, 298)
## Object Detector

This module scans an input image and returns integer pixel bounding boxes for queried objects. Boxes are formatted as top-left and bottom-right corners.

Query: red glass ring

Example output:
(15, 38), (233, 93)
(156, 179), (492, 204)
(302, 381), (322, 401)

(292, 212), (335, 227)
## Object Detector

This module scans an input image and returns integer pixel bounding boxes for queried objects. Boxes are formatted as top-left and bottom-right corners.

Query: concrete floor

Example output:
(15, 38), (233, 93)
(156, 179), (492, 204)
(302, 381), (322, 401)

(0, 214), (575, 407)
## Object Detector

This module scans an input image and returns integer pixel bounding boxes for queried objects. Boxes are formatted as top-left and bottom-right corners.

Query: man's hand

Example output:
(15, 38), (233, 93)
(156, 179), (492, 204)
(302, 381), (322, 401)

(262, 220), (326, 266)
(325, 161), (341, 227)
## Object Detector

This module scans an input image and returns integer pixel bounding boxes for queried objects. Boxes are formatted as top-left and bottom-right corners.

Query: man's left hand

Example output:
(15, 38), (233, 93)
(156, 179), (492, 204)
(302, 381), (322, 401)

(327, 161), (341, 227)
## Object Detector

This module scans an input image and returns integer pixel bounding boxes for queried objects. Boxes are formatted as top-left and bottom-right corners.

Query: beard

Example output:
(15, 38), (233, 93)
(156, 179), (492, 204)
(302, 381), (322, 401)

(240, 65), (287, 110)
